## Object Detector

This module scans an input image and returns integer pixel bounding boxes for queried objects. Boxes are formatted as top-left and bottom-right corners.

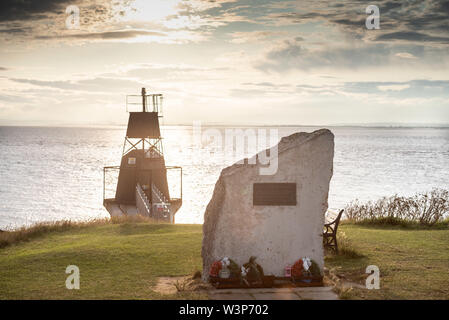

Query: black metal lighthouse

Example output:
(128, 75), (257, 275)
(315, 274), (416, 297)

(103, 88), (182, 223)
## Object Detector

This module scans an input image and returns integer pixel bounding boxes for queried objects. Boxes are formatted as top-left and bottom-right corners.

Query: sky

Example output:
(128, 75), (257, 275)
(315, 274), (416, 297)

(0, 0), (448, 126)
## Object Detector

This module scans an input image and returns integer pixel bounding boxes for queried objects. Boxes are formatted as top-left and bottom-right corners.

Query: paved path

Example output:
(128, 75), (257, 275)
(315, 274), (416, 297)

(208, 286), (338, 300)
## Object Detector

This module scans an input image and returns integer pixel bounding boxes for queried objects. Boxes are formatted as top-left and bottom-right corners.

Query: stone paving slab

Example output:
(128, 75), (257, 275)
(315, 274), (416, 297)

(251, 292), (301, 300)
(210, 293), (255, 300)
(209, 286), (338, 300)
(209, 288), (295, 294)
(296, 291), (339, 300)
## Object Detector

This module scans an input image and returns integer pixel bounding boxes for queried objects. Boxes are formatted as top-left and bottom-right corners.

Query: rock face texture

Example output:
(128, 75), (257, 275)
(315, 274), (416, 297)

(202, 129), (334, 281)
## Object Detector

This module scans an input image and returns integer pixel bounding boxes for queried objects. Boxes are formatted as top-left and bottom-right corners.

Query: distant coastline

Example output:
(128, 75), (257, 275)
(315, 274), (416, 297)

(1, 123), (449, 129)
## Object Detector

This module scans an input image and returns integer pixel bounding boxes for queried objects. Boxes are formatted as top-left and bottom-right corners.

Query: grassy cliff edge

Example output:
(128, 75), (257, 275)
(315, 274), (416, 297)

(1, 219), (448, 299)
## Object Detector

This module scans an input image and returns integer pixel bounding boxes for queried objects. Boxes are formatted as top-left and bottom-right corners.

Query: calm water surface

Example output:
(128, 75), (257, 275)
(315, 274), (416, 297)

(0, 126), (448, 229)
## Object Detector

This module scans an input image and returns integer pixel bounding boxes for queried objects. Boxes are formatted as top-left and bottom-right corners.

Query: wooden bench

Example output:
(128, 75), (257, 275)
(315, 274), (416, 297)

(323, 209), (344, 253)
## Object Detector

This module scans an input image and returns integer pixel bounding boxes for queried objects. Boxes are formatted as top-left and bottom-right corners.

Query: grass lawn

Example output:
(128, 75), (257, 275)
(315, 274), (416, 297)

(326, 224), (449, 299)
(0, 223), (205, 299)
(1, 221), (448, 299)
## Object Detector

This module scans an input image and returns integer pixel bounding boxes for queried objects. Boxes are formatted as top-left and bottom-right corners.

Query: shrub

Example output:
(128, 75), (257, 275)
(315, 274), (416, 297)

(345, 189), (449, 226)
(0, 220), (104, 248)
(335, 232), (364, 258)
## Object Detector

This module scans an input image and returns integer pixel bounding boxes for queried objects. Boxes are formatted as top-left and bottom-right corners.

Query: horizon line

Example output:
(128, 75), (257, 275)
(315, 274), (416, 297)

(1, 122), (449, 129)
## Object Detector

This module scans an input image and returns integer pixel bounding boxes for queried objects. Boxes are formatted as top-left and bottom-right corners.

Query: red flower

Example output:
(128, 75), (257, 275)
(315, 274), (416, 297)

(291, 259), (304, 278)
(209, 261), (222, 277)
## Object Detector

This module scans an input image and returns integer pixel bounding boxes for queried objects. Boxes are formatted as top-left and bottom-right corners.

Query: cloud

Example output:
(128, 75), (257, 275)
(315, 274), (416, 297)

(8, 76), (149, 92)
(117, 62), (230, 81)
(376, 32), (449, 44)
(256, 38), (394, 71)
(343, 80), (449, 98)
(242, 82), (289, 88)
(0, 27), (30, 33)
(228, 31), (286, 44)
(178, 0), (240, 12)
(377, 84), (410, 91)
(271, 0), (449, 46)
(0, 0), (246, 44)
(395, 52), (417, 59)
(0, 93), (33, 104)
(227, 78), (449, 111)
(35, 29), (166, 40)
(0, 0), (72, 22)
(2, 0), (447, 50)
(0, 0), (123, 43)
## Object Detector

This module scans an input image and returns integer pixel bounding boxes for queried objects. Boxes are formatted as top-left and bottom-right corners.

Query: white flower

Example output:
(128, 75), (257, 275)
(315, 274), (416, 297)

(302, 257), (312, 271)
(221, 257), (231, 267)
(241, 266), (247, 277)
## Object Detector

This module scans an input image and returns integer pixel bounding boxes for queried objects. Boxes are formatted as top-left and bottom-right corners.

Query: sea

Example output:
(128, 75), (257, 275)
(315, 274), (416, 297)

(0, 125), (448, 230)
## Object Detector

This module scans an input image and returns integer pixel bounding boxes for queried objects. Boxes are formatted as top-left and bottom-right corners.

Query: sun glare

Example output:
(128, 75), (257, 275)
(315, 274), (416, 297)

(125, 0), (181, 23)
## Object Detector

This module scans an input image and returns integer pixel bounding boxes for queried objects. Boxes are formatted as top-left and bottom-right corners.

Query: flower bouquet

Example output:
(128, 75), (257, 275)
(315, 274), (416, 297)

(209, 256), (274, 288)
(209, 257), (240, 286)
(290, 257), (323, 286)
(241, 256), (265, 287)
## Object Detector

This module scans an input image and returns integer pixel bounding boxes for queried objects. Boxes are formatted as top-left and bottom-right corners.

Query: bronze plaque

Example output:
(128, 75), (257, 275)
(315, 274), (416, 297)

(253, 183), (297, 206)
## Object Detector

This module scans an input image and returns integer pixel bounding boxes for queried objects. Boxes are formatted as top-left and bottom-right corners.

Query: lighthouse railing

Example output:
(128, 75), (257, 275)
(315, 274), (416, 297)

(152, 183), (169, 204)
(103, 165), (120, 202)
(126, 94), (163, 115)
(136, 183), (151, 217)
(103, 166), (182, 203)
